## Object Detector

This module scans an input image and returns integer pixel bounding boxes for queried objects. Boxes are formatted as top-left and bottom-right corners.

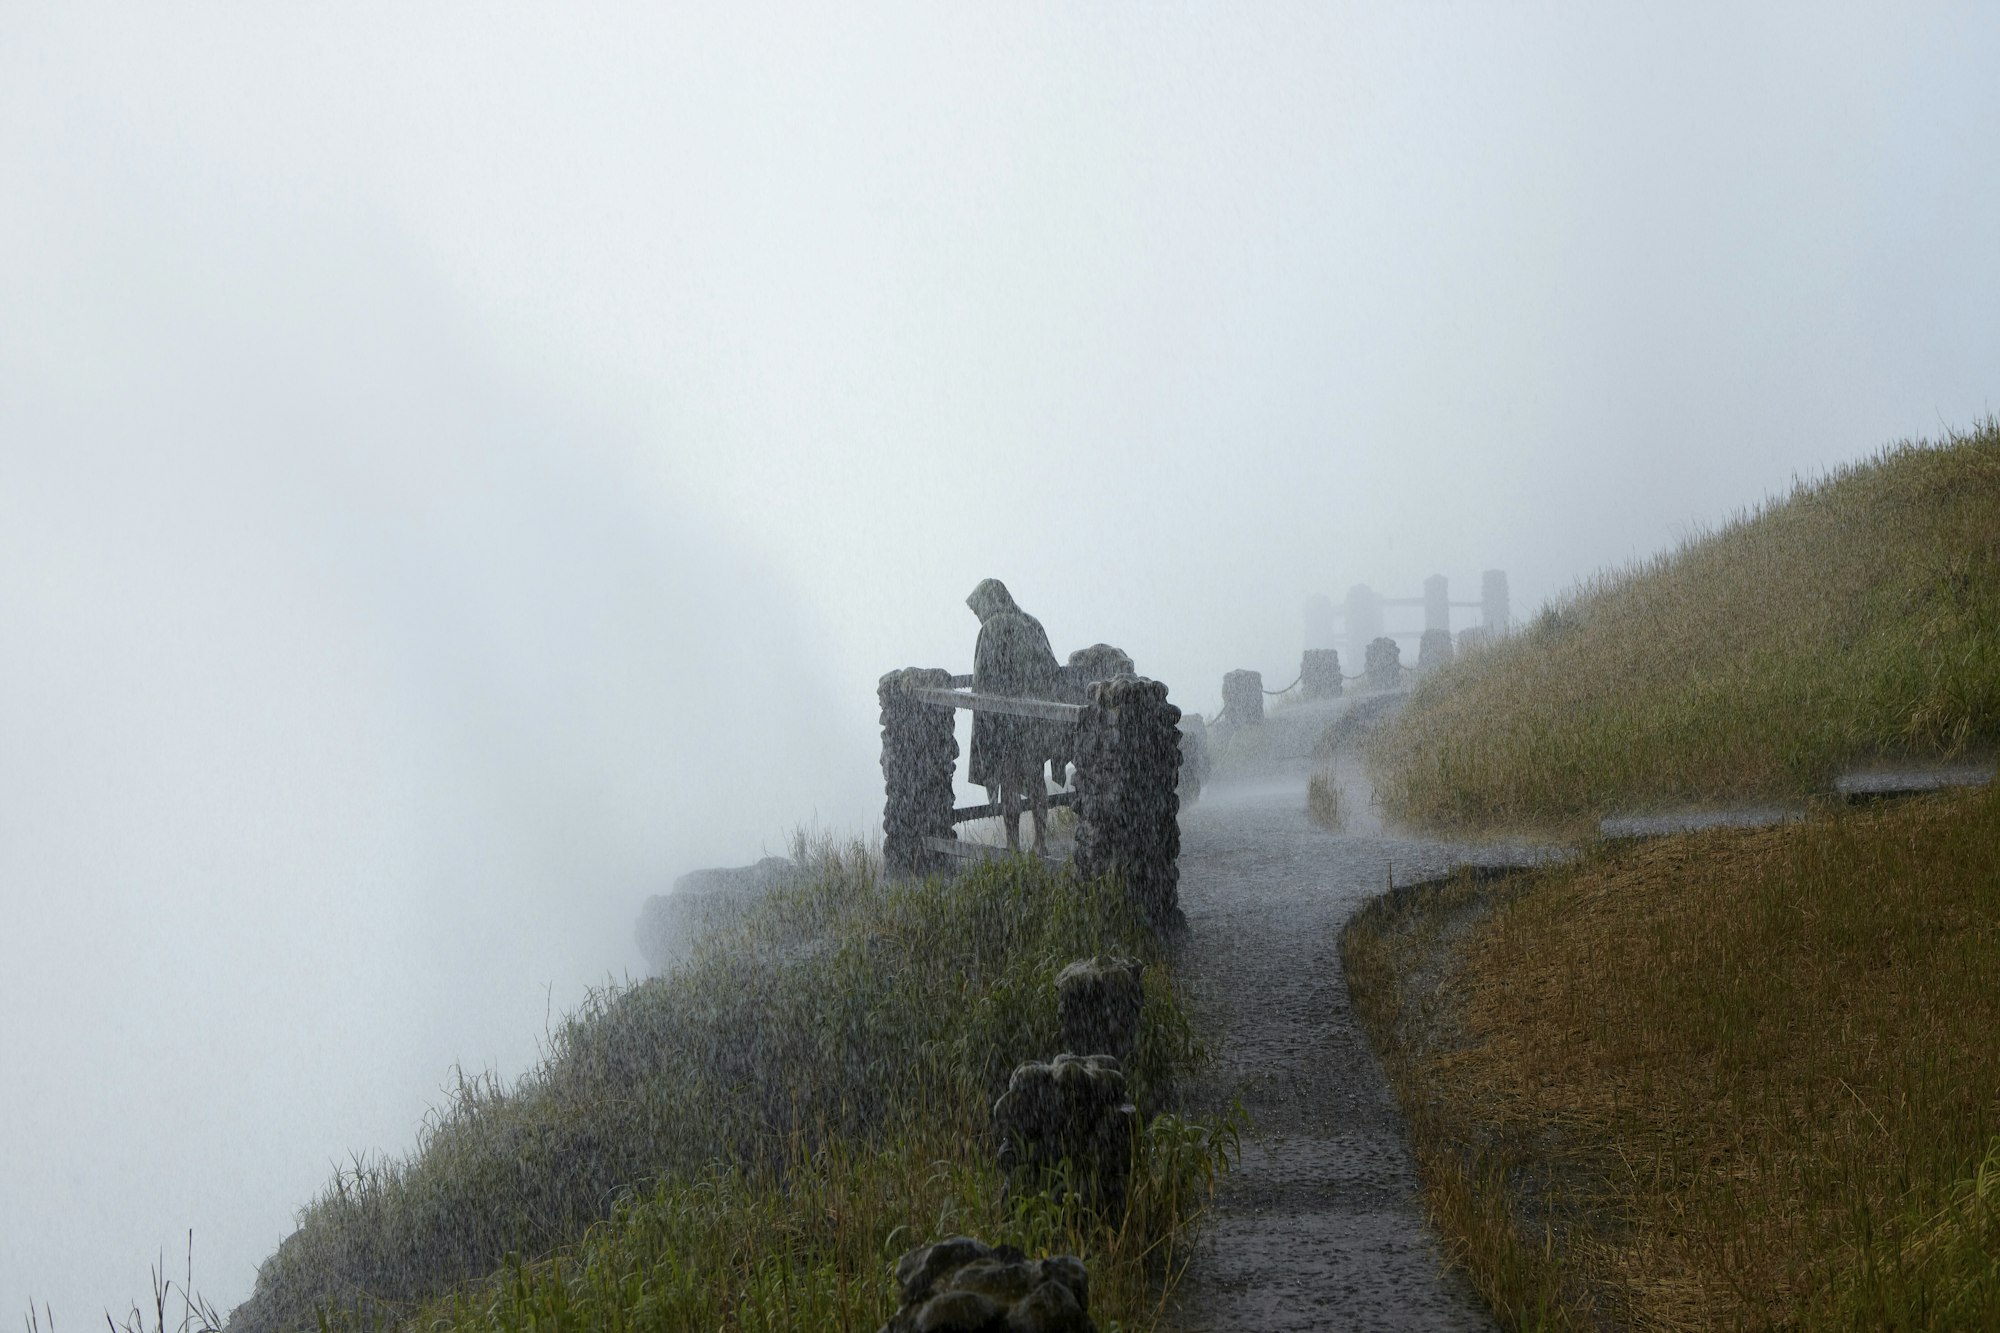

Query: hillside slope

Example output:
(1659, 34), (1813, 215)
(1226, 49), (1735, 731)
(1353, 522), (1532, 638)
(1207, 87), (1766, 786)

(1370, 421), (2000, 832)
(1343, 785), (2000, 1329)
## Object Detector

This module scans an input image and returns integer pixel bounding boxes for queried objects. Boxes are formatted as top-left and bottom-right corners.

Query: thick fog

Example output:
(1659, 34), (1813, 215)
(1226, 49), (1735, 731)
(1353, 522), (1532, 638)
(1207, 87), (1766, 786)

(5, 2), (1998, 1319)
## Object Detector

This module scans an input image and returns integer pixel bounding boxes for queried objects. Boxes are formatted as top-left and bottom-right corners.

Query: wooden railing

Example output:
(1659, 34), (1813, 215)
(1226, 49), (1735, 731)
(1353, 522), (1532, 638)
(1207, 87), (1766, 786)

(877, 668), (1186, 935)
(908, 685), (1083, 725)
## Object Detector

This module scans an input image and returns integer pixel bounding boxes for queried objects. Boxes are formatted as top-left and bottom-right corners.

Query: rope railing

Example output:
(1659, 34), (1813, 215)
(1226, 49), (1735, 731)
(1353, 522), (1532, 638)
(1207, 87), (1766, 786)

(1211, 666), (1400, 722)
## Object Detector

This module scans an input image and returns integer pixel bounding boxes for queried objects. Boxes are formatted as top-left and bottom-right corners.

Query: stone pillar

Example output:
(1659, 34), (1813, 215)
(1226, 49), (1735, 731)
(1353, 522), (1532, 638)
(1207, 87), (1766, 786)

(1220, 669), (1264, 727)
(881, 1237), (1096, 1333)
(1417, 627), (1454, 672)
(1176, 714), (1210, 808)
(1482, 569), (1510, 636)
(879, 668), (959, 878)
(1073, 676), (1184, 935)
(1301, 648), (1343, 700)
(1424, 574), (1449, 634)
(1056, 956), (1144, 1067)
(1345, 584), (1383, 666)
(1364, 636), (1402, 691)
(992, 1054), (1136, 1217)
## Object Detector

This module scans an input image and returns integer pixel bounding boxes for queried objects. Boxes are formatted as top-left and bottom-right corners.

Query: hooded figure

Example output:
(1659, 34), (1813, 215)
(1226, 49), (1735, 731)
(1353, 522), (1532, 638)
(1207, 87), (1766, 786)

(967, 578), (1062, 852)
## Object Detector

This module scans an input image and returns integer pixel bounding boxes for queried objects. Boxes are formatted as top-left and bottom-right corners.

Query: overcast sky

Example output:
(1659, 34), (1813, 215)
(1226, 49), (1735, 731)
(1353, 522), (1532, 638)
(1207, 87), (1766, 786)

(4, 2), (1997, 1319)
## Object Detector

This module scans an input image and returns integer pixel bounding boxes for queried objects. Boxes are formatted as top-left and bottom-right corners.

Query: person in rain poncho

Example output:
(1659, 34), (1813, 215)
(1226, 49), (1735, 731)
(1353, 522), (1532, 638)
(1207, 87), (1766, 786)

(966, 578), (1062, 854)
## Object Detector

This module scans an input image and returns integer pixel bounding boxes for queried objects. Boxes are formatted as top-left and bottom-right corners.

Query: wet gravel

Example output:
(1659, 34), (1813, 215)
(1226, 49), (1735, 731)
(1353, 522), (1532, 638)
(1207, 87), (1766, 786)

(1168, 710), (1548, 1332)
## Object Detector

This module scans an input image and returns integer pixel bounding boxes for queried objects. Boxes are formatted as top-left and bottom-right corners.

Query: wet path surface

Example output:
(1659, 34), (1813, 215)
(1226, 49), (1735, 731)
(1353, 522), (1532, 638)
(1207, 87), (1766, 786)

(1168, 703), (1546, 1331)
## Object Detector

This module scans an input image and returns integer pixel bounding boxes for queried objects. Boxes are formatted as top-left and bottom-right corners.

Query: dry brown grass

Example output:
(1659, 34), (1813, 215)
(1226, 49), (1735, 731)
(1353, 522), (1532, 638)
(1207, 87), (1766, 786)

(1369, 422), (2000, 834)
(1345, 786), (2000, 1330)
(1307, 768), (1344, 830)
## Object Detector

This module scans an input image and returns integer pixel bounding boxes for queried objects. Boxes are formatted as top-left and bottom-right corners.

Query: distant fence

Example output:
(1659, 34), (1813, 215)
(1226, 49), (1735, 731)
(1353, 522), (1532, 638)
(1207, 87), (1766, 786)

(1214, 569), (1512, 726)
(1304, 570), (1511, 663)
(877, 668), (1184, 934)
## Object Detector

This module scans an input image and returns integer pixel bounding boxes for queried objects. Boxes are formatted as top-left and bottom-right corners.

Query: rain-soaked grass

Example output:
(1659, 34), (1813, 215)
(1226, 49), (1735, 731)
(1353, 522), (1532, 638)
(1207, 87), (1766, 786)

(1306, 768), (1344, 831)
(1343, 785), (2000, 1329)
(233, 835), (1232, 1332)
(1368, 420), (2000, 834)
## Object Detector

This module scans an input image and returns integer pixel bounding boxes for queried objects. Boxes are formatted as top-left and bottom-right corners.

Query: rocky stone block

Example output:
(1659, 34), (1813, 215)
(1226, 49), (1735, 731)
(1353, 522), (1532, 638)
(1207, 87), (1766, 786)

(1416, 627), (1453, 672)
(992, 1054), (1135, 1214)
(1065, 644), (1135, 683)
(880, 1236), (1094, 1333)
(1056, 956), (1144, 1067)
(880, 667), (960, 877)
(1363, 636), (1402, 691)
(1301, 648), (1343, 699)
(1219, 669), (1264, 728)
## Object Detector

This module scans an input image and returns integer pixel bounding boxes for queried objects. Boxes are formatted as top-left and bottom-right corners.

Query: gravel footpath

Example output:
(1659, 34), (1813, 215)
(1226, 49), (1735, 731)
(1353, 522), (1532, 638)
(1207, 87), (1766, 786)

(1167, 702), (1541, 1332)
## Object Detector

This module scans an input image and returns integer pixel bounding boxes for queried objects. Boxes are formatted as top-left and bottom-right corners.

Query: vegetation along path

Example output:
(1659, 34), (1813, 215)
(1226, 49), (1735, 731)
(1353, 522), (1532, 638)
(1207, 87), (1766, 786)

(1169, 699), (1546, 1332)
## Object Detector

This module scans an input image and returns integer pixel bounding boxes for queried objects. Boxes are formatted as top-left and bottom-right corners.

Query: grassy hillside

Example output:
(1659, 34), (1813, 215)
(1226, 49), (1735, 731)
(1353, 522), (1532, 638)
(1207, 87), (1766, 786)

(1343, 785), (2000, 1330)
(1369, 421), (2000, 832)
(230, 841), (1233, 1332)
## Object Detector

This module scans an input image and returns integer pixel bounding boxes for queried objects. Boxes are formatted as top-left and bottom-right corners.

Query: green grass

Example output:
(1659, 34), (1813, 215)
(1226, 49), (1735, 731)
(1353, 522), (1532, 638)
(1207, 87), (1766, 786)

(1344, 787), (2000, 1329)
(231, 836), (1231, 1332)
(1369, 421), (2000, 833)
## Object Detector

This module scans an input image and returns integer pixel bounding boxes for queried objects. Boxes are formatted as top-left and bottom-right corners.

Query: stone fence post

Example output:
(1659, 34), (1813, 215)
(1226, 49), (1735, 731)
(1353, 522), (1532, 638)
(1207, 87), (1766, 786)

(1301, 649), (1343, 699)
(1423, 574), (1450, 634)
(1417, 628), (1454, 672)
(879, 668), (959, 878)
(1345, 583), (1383, 667)
(1073, 676), (1184, 935)
(1220, 669), (1264, 727)
(1482, 569), (1510, 636)
(1364, 636), (1402, 691)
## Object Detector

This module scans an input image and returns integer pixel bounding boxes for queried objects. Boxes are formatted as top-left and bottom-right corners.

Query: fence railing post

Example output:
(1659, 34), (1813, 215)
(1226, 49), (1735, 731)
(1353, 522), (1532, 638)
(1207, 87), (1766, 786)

(1073, 676), (1185, 936)
(1364, 636), (1403, 690)
(1220, 669), (1264, 727)
(1417, 628), (1454, 671)
(1482, 569), (1510, 636)
(1301, 649), (1343, 699)
(1423, 574), (1449, 634)
(879, 667), (959, 877)
(1345, 583), (1383, 667)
